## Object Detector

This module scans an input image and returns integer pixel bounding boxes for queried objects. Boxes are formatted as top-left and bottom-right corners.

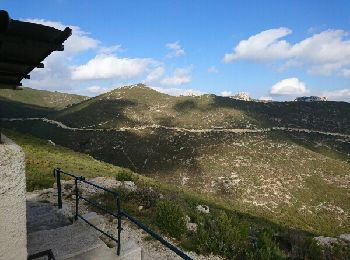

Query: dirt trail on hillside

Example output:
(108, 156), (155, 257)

(2, 117), (350, 139)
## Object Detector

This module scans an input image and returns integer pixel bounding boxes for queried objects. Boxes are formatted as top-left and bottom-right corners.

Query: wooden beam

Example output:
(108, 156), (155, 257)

(0, 34), (64, 51)
(0, 59), (44, 68)
(0, 71), (30, 79)
(0, 82), (22, 90)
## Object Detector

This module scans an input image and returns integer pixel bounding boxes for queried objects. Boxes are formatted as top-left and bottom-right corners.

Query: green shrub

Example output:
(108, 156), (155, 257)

(194, 210), (249, 258)
(115, 170), (135, 181)
(253, 230), (285, 260)
(155, 200), (186, 239)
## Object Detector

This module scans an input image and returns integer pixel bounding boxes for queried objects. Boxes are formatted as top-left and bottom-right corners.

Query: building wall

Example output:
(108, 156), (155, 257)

(0, 134), (27, 260)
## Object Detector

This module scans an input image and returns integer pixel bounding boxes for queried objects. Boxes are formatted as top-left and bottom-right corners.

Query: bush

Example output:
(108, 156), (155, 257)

(115, 170), (135, 181)
(194, 210), (249, 258)
(155, 200), (186, 239)
(252, 230), (285, 260)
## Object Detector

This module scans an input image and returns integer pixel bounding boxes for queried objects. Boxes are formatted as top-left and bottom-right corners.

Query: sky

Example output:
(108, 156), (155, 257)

(2, 0), (350, 101)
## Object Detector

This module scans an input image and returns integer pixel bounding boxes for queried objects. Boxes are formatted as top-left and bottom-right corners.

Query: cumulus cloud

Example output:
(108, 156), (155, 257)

(208, 66), (218, 73)
(221, 91), (233, 96)
(25, 19), (100, 54)
(85, 85), (111, 95)
(223, 28), (350, 76)
(98, 45), (123, 54)
(145, 66), (165, 83)
(22, 19), (160, 92)
(341, 69), (350, 77)
(166, 41), (185, 58)
(321, 89), (350, 101)
(161, 67), (192, 86)
(270, 78), (309, 95)
(22, 19), (101, 90)
(71, 54), (156, 80)
(223, 28), (292, 63)
(259, 96), (273, 101)
(151, 86), (202, 96)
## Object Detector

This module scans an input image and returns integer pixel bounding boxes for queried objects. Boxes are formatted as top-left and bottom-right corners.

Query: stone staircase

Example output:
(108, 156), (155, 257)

(26, 201), (141, 260)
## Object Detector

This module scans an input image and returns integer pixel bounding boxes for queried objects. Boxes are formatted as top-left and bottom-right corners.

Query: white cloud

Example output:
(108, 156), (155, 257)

(151, 86), (202, 96)
(221, 91), (233, 96)
(145, 67), (165, 83)
(22, 19), (161, 93)
(71, 54), (156, 80)
(161, 67), (192, 86)
(98, 45), (123, 54)
(259, 96), (273, 101)
(25, 19), (100, 54)
(23, 19), (101, 90)
(223, 28), (292, 63)
(341, 69), (350, 77)
(208, 66), (218, 73)
(223, 28), (350, 76)
(321, 89), (350, 101)
(270, 78), (309, 95)
(166, 41), (185, 58)
(85, 85), (111, 95)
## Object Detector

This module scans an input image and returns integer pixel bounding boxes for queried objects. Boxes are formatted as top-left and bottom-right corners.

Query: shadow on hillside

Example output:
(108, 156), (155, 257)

(210, 96), (350, 134)
(53, 99), (138, 128)
(1, 120), (226, 181)
(275, 130), (350, 164)
(174, 100), (198, 112)
(0, 97), (54, 118)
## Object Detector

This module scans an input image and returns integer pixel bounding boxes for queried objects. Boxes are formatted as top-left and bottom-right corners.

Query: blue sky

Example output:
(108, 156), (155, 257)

(3, 0), (350, 101)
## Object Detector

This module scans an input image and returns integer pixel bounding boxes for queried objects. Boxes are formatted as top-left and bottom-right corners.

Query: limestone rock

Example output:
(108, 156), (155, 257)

(196, 205), (210, 214)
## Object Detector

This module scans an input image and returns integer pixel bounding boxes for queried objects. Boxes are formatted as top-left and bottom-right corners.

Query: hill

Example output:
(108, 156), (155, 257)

(50, 84), (350, 134)
(51, 84), (268, 130)
(0, 87), (88, 118)
(4, 129), (350, 259)
(1, 84), (350, 237)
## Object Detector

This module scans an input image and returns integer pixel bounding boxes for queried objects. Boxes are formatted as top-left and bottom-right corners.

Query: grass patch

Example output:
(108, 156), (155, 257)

(3, 129), (131, 191)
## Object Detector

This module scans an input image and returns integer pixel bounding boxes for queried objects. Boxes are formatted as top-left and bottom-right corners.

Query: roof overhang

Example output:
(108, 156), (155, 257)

(0, 10), (72, 89)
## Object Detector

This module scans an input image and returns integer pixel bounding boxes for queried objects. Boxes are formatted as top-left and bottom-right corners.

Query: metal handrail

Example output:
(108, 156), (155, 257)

(53, 167), (192, 260)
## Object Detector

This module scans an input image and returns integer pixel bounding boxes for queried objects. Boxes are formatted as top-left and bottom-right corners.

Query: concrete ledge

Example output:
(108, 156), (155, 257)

(0, 134), (27, 260)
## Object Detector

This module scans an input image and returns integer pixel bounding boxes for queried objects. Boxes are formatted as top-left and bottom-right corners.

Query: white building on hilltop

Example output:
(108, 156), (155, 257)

(295, 96), (327, 102)
(230, 92), (251, 101)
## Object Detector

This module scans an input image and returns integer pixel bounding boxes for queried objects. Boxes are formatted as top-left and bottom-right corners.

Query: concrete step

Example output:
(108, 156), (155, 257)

(27, 201), (71, 233)
(65, 240), (142, 260)
(66, 244), (117, 260)
(28, 219), (103, 259)
(28, 212), (142, 260)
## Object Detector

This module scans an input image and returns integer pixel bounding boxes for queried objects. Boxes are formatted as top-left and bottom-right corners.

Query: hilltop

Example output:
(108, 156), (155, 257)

(0, 87), (88, 117)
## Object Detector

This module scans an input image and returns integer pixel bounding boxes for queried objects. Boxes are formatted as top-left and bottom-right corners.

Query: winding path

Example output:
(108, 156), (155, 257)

(1, 117), (350, 139)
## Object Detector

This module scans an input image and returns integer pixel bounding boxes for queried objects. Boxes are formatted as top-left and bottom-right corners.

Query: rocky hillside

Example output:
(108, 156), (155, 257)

(51, 84), (268, 130)
(5, 129), (350, 259)
(50, 84), (350, 134)
(2, 84), (350, 238)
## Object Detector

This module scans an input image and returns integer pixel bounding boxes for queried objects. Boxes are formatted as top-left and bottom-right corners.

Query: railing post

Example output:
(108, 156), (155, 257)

(54, 168), (62, 209)
(74, 177), (79, 221)
(116, 196), (122, 256)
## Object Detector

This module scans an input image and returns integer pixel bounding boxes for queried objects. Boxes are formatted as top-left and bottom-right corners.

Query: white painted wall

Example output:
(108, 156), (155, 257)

(0, 134), (27, 260)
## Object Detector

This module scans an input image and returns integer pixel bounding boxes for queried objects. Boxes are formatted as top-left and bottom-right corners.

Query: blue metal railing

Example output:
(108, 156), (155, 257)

(53, 167), (192, 260)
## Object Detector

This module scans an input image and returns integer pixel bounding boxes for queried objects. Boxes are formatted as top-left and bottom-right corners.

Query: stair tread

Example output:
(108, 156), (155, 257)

(28, 221), (103, 259)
